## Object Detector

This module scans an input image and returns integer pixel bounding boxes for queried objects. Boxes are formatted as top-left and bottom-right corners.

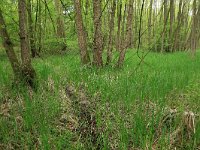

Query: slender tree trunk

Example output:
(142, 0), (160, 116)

(54, 0), (67, 51)
(182, 2), (190, 51)
(134, 1), (138, 47)
(116, 2), (122, 51)
(102, 0), (109, 51)
(35, 0), (38, 31)
(120, 4), (127, 50)
(0, 9), (20, 78)
(18, 0), (36, 87)
(196, 1), (200, 48)
(127, 0), (134, 48)
(148, 0), (153, 46)
(185, 0), (197, 53)
(106, 0), (116, 65)
(173, 0), (183, 51)
(27, 0), (37, 57)
(38, 0), (42, 52)
(19, 0), (31, 65)
(93, 0), (103, 67)
(153, 4), (156, 50)
(84, 0), (89, 37)
(161, 0), (169, 52)
(169, 0), (175, 51)
(74, 0), (90, 65)
(190, 0), (197, 57)
(117, 0), (134, 67)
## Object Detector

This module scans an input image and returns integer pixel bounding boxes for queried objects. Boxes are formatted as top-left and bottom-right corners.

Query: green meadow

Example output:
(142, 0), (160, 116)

(1, 49), (200, 149)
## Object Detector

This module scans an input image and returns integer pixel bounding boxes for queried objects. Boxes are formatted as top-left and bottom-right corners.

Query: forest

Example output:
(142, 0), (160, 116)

(0, 0), (200, 149)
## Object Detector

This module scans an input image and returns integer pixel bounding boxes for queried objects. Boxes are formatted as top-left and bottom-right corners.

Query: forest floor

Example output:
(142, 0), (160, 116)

(0, 49), (200, 149)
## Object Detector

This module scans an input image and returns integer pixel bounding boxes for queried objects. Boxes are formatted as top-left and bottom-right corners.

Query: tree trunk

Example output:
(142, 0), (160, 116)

(84, 0), (89, 37)
(148, 0), (153, 46)
(126, 0), (134, 48)
(161, 0), (169, 52)
(134, 1), (138, 47)
(120, 4), (127, 50)
(196, 1), (200, 48)
(27, 0), (37, 57)
(54, 0), (67, 51)
(106, 0), (116, 65)
(0, 9), (21, 78)
(190, 0), (197, 57)
(18, 0), (36, 87)
(116, 2), (122, 51)
(93, 0), (103, 67)
(102, 0), (109, 51)
(74, 0), (90, 65)
(37, 0), (42, 53)
(173, 0), (183, 51)
(169, 0), (175, 51)
(181, 1), (189, 51)
(117, 0), (134, 67)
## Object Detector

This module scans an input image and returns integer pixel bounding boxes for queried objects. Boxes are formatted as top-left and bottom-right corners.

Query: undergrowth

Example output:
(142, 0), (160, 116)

(0, 50), (200, 149)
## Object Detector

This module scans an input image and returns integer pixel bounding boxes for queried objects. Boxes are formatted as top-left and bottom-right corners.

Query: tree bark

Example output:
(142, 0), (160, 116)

(37, 0), (42, 52)
(54, 0), (67, 51)
(117, 0), (134, 67)
(169, 0), (175, 51)
(18, 0), (36, 87)
(196, 1), (200, 48)
(116, 2), (122, 51)
(74, 0), (90, 65)
(27, 0), (37, 57)
(148, 0), (153, 46)
(106, 0), (116, 65)
(190, 0), (197, 56)
(93, 0), (103, 67)
(120, 4), (127, 51)
(161, 0), (169, 52)
(180, 1), (189, 51)
(134, 1), (138, 47)
(126, 0), (134, 48)
(173, 0), (183, 51)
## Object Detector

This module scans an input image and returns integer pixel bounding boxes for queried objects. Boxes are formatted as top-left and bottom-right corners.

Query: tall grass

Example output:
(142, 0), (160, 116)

(0, 50), (200, 149)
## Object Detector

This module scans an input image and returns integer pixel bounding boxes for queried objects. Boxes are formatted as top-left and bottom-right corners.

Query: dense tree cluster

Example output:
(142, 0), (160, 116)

(0, 0), (200, 85)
